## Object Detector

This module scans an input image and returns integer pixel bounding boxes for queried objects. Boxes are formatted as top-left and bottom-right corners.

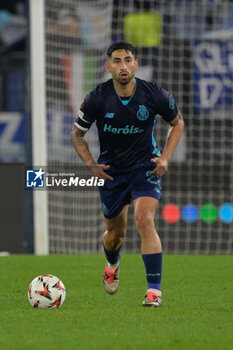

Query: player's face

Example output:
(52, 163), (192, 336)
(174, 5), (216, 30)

(105, 50), (138, 85)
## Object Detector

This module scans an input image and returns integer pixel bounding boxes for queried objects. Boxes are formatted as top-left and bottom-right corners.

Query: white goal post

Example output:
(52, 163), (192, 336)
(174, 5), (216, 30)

(29, 0), (49, 255)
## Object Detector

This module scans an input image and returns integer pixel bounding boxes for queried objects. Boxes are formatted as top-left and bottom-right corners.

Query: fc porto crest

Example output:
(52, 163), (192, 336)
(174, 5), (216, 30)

(137, 105), (149, 121)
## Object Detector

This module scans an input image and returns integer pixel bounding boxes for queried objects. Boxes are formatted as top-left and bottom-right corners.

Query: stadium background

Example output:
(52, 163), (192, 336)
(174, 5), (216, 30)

(0, 0), (232, 255)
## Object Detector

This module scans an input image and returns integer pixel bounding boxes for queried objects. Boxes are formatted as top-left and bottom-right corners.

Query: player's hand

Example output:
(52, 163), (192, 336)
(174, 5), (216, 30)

(150, 157), (168, 176)
(88, 164), (113, 181)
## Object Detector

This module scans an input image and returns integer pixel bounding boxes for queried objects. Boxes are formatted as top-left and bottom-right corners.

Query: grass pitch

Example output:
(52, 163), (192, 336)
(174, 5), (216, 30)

(0, 254), (232, 350)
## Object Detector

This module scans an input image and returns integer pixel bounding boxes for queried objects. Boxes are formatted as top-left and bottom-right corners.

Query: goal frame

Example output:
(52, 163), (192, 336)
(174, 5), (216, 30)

(29, 0), (49, 255)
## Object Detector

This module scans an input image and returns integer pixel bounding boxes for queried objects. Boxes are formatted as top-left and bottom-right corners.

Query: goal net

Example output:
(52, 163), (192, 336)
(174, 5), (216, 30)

(41, 0), (233, 254)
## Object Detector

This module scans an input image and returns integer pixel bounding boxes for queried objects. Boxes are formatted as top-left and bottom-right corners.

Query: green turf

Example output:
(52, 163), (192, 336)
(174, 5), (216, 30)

(0, 254), (232, 350)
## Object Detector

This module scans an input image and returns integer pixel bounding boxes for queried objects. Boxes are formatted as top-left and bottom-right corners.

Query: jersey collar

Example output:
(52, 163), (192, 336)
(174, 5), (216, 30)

(112, 78), (137, 106)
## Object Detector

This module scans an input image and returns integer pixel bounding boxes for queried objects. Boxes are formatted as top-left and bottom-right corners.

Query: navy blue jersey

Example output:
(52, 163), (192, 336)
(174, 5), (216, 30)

(75, 78), (178, 173)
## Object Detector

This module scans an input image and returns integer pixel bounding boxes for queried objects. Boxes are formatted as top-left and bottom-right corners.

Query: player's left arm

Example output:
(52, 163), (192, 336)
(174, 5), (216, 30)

(150, 111), (185, 176)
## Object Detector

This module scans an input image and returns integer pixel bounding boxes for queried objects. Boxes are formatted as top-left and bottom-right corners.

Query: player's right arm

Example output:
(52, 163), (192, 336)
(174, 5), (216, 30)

(71, 92), (113, 181)
(70, 124), (113, 181)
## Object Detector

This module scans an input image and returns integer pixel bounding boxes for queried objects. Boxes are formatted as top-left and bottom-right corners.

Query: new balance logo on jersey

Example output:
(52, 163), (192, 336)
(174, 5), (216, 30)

(104, 113), (115, 118)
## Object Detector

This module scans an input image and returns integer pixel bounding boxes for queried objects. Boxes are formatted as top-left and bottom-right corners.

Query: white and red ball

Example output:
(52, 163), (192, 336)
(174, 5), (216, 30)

(28, 275), (66, 309)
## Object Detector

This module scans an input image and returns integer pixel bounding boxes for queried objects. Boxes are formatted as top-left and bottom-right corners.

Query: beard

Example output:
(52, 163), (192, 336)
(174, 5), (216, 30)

(116, 72), (134, 85)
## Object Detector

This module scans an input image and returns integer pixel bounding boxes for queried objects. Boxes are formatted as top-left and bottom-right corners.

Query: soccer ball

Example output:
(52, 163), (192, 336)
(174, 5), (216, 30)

(28, 274), (66, 309)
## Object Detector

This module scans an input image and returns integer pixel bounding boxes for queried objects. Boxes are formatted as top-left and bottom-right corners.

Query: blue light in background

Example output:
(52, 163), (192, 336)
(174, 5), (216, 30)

(219, 203), (233, 223)
(182, 204), (199, 223)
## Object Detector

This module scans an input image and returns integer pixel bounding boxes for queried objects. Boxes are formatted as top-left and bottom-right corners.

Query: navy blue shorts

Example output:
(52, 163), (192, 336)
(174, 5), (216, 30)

(99, 165), (162, 219)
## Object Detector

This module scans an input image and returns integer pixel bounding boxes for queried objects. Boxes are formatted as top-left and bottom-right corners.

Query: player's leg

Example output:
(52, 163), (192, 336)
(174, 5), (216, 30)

(103, 204), (129, 252)
(102, 204), (129, 294)
(134, 197), (161, 253)
(133, 196), (162, 307)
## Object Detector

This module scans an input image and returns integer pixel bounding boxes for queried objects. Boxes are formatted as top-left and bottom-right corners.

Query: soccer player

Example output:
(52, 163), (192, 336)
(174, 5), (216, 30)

(71, 42), (184, 307)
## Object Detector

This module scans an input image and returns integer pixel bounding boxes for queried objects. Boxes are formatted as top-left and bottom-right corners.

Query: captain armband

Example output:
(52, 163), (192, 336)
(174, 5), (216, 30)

(74, 109), (92, 131)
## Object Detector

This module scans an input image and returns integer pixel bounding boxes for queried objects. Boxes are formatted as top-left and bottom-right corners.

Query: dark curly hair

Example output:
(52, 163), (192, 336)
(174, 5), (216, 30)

(106, 42), (136, 58)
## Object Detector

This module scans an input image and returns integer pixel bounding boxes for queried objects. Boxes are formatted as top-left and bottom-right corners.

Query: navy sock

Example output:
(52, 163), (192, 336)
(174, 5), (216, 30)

(142, 252), (163, 291)
(103, 243), (122, 265)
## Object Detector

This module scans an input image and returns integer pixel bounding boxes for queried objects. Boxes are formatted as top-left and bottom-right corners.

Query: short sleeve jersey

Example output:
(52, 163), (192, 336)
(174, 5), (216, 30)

(75, 78), (178, 174)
